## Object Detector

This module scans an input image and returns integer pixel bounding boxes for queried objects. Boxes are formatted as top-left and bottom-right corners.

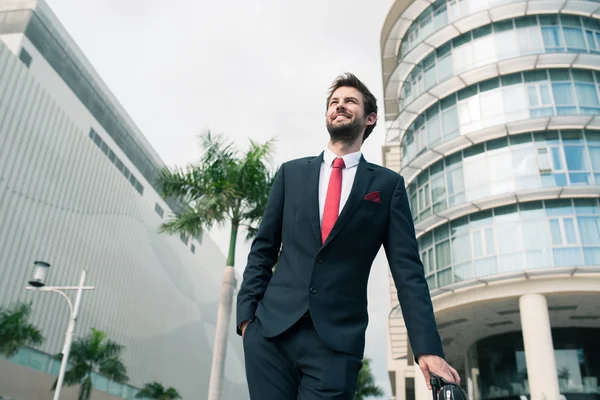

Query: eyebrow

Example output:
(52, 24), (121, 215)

(329, 96), (360, 104)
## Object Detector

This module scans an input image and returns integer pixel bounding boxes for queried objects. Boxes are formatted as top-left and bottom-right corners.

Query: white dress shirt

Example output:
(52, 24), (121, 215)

(319, 147), (362, 224)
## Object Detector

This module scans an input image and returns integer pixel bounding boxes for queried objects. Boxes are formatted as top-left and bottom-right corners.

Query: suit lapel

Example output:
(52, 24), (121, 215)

(305, 153), (324, 245)
(322, 156), (374, 249)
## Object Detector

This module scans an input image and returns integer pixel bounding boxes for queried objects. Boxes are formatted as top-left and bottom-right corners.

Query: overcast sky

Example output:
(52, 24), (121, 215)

(45, 0), (397, 396)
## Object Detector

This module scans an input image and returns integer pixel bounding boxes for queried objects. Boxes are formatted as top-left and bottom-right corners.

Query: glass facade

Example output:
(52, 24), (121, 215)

(468, 329), (600, 400)
(400, 15), (600, 109)
(383, 1), (600, 399)
(401, 69), (600, 167)
(399, 0), (523, 58)
(418, 199), (600, 289)
(0, 347), (140, 399)
(408, 130), (600, 223)
(399, 0), (600, 59)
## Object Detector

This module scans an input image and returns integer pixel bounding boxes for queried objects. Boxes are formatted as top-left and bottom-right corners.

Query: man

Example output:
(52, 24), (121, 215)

(237, 73), (460, 399)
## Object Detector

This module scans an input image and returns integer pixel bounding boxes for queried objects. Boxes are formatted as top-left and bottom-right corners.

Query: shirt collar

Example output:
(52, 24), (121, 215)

(323, 147), (362, 169)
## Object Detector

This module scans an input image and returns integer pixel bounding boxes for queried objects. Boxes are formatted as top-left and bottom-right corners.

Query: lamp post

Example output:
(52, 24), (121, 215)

(25, 261), (95, 400)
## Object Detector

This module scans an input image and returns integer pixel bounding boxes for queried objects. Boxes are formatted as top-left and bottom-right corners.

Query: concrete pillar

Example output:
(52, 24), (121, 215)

(519, 293), (560, 400)
(415, 364), (432, 400)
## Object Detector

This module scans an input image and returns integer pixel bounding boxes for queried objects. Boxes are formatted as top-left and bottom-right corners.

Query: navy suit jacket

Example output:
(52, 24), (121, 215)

(236, 153), (444, 360)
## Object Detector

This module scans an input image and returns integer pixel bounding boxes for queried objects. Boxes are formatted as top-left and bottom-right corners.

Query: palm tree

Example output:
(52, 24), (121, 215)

(0, 301), (44, 358)
(135, 382), (181, 399)
(52, 328), (128, 400)
(157, 131), (276, 400)
(355, 358), (384, 400)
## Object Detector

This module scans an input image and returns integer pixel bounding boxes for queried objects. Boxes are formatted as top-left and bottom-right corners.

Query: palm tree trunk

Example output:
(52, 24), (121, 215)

(79, 375), (92, 400)
(207, 222), (238, 400)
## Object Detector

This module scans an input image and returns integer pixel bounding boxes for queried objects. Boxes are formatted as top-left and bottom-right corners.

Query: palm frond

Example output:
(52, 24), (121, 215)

(100, 357), (128, 384)
(354, 358), (384, 399)
(51, 328), (129, 395)
(0, 301), (45, 358)
(157, 167), (204, 203)
(160, 202), (216, 236)
(165, 387), (182, 399)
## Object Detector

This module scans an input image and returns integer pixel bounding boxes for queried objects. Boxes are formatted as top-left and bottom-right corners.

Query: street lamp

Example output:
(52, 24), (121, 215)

(25, 261), (95, 400)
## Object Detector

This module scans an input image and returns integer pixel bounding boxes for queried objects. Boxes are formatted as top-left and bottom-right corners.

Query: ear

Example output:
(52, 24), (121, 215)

(365, 112), (377, 126)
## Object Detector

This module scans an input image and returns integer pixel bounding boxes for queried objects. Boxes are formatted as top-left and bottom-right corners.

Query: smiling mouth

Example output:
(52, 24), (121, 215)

(333, 114), (351, 121)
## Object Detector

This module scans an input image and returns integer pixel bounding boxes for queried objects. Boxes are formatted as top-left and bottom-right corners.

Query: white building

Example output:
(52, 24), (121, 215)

(380, 1), (600, 400)
(0, 1), (247, 399)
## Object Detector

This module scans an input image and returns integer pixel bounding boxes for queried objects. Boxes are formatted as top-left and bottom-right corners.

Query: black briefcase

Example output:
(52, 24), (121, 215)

(430, 372), (469, 400)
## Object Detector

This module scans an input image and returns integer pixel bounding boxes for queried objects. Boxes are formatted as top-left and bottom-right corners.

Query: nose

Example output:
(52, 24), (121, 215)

(336, 104), (347, 113)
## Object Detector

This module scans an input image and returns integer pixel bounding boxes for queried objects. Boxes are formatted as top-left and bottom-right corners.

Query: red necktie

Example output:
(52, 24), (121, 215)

(321, 157), (345, 244)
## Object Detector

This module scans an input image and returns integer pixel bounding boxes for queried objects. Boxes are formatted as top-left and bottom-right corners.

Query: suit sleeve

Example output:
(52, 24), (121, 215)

(235, 162), (285, 335)
(383, 175), (444, 360)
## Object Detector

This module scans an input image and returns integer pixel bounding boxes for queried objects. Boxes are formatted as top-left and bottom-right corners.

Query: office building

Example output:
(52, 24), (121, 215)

(380, 1), (600, 400)
(0, 1), (247, 398)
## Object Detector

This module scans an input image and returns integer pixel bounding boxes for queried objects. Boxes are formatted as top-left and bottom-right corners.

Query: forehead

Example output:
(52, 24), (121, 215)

(329, 86), (364, 102)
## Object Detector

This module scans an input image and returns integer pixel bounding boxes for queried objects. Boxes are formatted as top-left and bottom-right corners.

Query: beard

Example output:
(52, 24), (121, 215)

(326, 115), (365, 145)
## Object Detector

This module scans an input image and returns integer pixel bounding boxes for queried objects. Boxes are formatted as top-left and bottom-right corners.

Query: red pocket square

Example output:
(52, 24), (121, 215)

(363, 191), (381, 203)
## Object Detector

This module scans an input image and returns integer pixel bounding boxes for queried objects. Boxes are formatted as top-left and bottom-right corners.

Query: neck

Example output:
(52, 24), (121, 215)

(327, 138), (362, 157)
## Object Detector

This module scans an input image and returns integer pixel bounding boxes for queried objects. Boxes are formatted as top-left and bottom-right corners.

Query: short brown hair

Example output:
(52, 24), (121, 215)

(326, 73), (378, 141)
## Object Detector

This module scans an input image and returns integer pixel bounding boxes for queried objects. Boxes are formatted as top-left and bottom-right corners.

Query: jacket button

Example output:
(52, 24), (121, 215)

(316, 257), (323, 263)
(310, 287), (317, 294)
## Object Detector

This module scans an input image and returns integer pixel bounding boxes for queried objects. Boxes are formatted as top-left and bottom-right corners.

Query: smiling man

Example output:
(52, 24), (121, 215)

(236, 73), (460, 399)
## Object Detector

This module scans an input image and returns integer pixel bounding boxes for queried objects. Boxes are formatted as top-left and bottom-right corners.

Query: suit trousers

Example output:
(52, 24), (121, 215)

(243, 313), (363, 399)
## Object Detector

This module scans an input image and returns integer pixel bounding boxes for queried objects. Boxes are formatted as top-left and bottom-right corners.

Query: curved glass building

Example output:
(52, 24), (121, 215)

(380, 2), (600, 400)
(0, 1), (247, 399)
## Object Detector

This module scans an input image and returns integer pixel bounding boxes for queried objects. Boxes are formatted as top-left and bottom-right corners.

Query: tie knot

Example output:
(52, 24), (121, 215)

(332, 157), (345, 169)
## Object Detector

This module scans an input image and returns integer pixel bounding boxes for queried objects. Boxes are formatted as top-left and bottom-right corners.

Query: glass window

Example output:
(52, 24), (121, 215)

(550, 219), (563, 245)
(516, 16), (542, 55)
(550, 69), (570, 82)
(452, 234), (471, 264)
(434, 223), (450, 241)
(547, 199), (573, 216)
(427, 107), (442, 145)
(578, 217), (600, 245)
(564, 27), (586, 50)
(562, 130), (584, 143)
(487, 137), (508, 151)
(552, 83), (575, 105)
(564, 218), (577, 244)
(560, 15), (582, 28)
(452, 33), (471, 48)
(542, 27), (564, 51)
(564, 146), (588, 171)
(442, 107), (459, 136)
(575, 83), (600, 112)
(438, 268), (453, 286)
(473, 25), (492, 39)
(586, 30), (599, 51)
(589, 147), (600, 171)
(502, 73), (523, 86)
(510, 133), (532, 145)
(522, 219), (550, 249)
(458, 86), (478, 100)
(535, 131), (560, 144)
(453, 260), (472, 281)
(435, 240), (451, 269)
(574, 199), (598, 215)
(550, 147), (563, 170)
(446, 166), (464, 196)
(497, 221), (524, 253)
(480, 78), (500, 93)
(433, 3), (448, 29)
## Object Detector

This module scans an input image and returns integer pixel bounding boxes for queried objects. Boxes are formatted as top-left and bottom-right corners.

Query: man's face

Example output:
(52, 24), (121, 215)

(326, 86), (374, 144)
